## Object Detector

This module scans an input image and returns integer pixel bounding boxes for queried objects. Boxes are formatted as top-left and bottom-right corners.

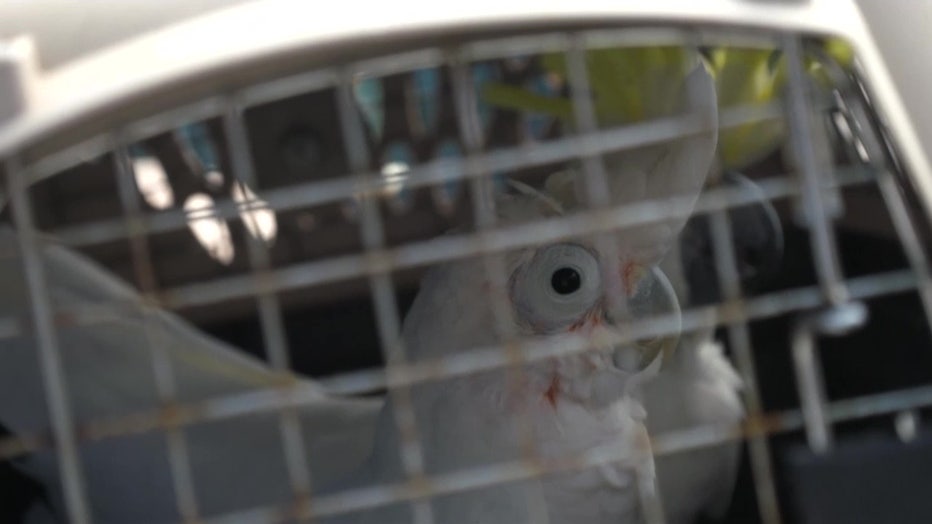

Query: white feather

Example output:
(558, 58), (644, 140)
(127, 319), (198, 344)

(642, 334), (744, 524)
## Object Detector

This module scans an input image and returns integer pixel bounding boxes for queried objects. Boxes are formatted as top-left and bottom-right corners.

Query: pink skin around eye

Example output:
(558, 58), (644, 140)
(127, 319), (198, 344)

(567, 306), (603, 333)
(491, 257), (644, 410)
(542, 260), (644, 409)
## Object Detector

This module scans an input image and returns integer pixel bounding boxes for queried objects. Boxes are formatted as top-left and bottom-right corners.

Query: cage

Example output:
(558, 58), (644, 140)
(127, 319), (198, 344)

(1, 0), (931, 523)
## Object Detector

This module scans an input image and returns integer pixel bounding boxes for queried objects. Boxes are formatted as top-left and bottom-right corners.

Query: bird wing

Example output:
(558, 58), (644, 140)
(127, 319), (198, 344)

(0, 226), (381, 522)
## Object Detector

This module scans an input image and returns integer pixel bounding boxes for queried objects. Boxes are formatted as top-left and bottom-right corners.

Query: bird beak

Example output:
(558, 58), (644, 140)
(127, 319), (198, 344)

(645, 333), (679, 371)
(606, 265), (682, 373)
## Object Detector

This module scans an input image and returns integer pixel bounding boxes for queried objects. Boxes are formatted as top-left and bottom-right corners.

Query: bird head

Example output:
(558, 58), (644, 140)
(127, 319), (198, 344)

(402, 55), (717, 408)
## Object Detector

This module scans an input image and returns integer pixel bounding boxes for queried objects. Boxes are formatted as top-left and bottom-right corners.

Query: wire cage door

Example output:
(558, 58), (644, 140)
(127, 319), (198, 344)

(1, 9), (932, 524)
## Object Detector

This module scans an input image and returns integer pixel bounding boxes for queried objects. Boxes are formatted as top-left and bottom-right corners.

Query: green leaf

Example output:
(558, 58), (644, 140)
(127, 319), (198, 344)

(478, 38), (856, 170)
(541, 47), (693, 125)
(480, 83), (574, 120)
(712, 47), (787, 168)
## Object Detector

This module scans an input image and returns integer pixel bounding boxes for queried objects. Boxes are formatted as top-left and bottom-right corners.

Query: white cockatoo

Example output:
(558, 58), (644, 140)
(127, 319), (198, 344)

(327, 57), (720, 524)
(0, 226), (382, 523)
(0, 51), (734, 524)
(529, 50), (747, 522)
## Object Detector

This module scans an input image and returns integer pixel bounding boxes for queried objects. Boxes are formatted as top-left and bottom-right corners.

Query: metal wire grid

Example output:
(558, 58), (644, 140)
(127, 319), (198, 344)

(0, 25), (929, 524)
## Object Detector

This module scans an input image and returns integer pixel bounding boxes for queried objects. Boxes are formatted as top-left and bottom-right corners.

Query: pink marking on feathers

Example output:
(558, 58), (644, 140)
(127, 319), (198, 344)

(622, 261), (645, 297)
(544, 374), (561, 408)
(568, 308), (602, 332)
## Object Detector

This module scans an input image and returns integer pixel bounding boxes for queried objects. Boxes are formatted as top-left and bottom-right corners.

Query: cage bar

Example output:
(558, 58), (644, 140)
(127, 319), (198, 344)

(0, 166), (875, 345)
(449, 48), (552, 524)
(4, 156), (92, 524)
(783, 35), (849, 307)
(336, 71), (435, 523)
(0, 265), (923, 469)
(563, 33), (666, 523)
(112, 139), (202, 521)
(221, 100), (316, 510)
(708, 208), (783, 524)
(0, 264), (918, 465)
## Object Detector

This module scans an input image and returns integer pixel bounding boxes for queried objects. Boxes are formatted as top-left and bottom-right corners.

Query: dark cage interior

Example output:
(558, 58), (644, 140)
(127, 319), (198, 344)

(2, 27), (932, 524)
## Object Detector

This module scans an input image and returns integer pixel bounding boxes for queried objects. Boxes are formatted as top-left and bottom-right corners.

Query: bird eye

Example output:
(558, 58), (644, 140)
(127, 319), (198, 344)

(550, 267), (582, 295)
(512, 244), (601, 330)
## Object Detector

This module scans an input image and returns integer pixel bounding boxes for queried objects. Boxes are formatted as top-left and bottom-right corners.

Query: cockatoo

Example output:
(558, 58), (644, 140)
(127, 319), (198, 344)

(483, 47), (756, 523)
(328, 57), (719, 523)
(1, 47), (725, 524)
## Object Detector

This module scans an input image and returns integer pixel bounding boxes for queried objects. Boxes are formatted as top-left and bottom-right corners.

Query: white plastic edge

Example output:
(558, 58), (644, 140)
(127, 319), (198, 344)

(0, 0), (928, 221)
(0, 35), (38, 126)
(0, 0), (861, 153)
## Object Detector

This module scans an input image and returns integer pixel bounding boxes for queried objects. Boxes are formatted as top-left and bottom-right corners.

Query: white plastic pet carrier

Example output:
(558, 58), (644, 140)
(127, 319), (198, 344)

(1, 1), (931, 523)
